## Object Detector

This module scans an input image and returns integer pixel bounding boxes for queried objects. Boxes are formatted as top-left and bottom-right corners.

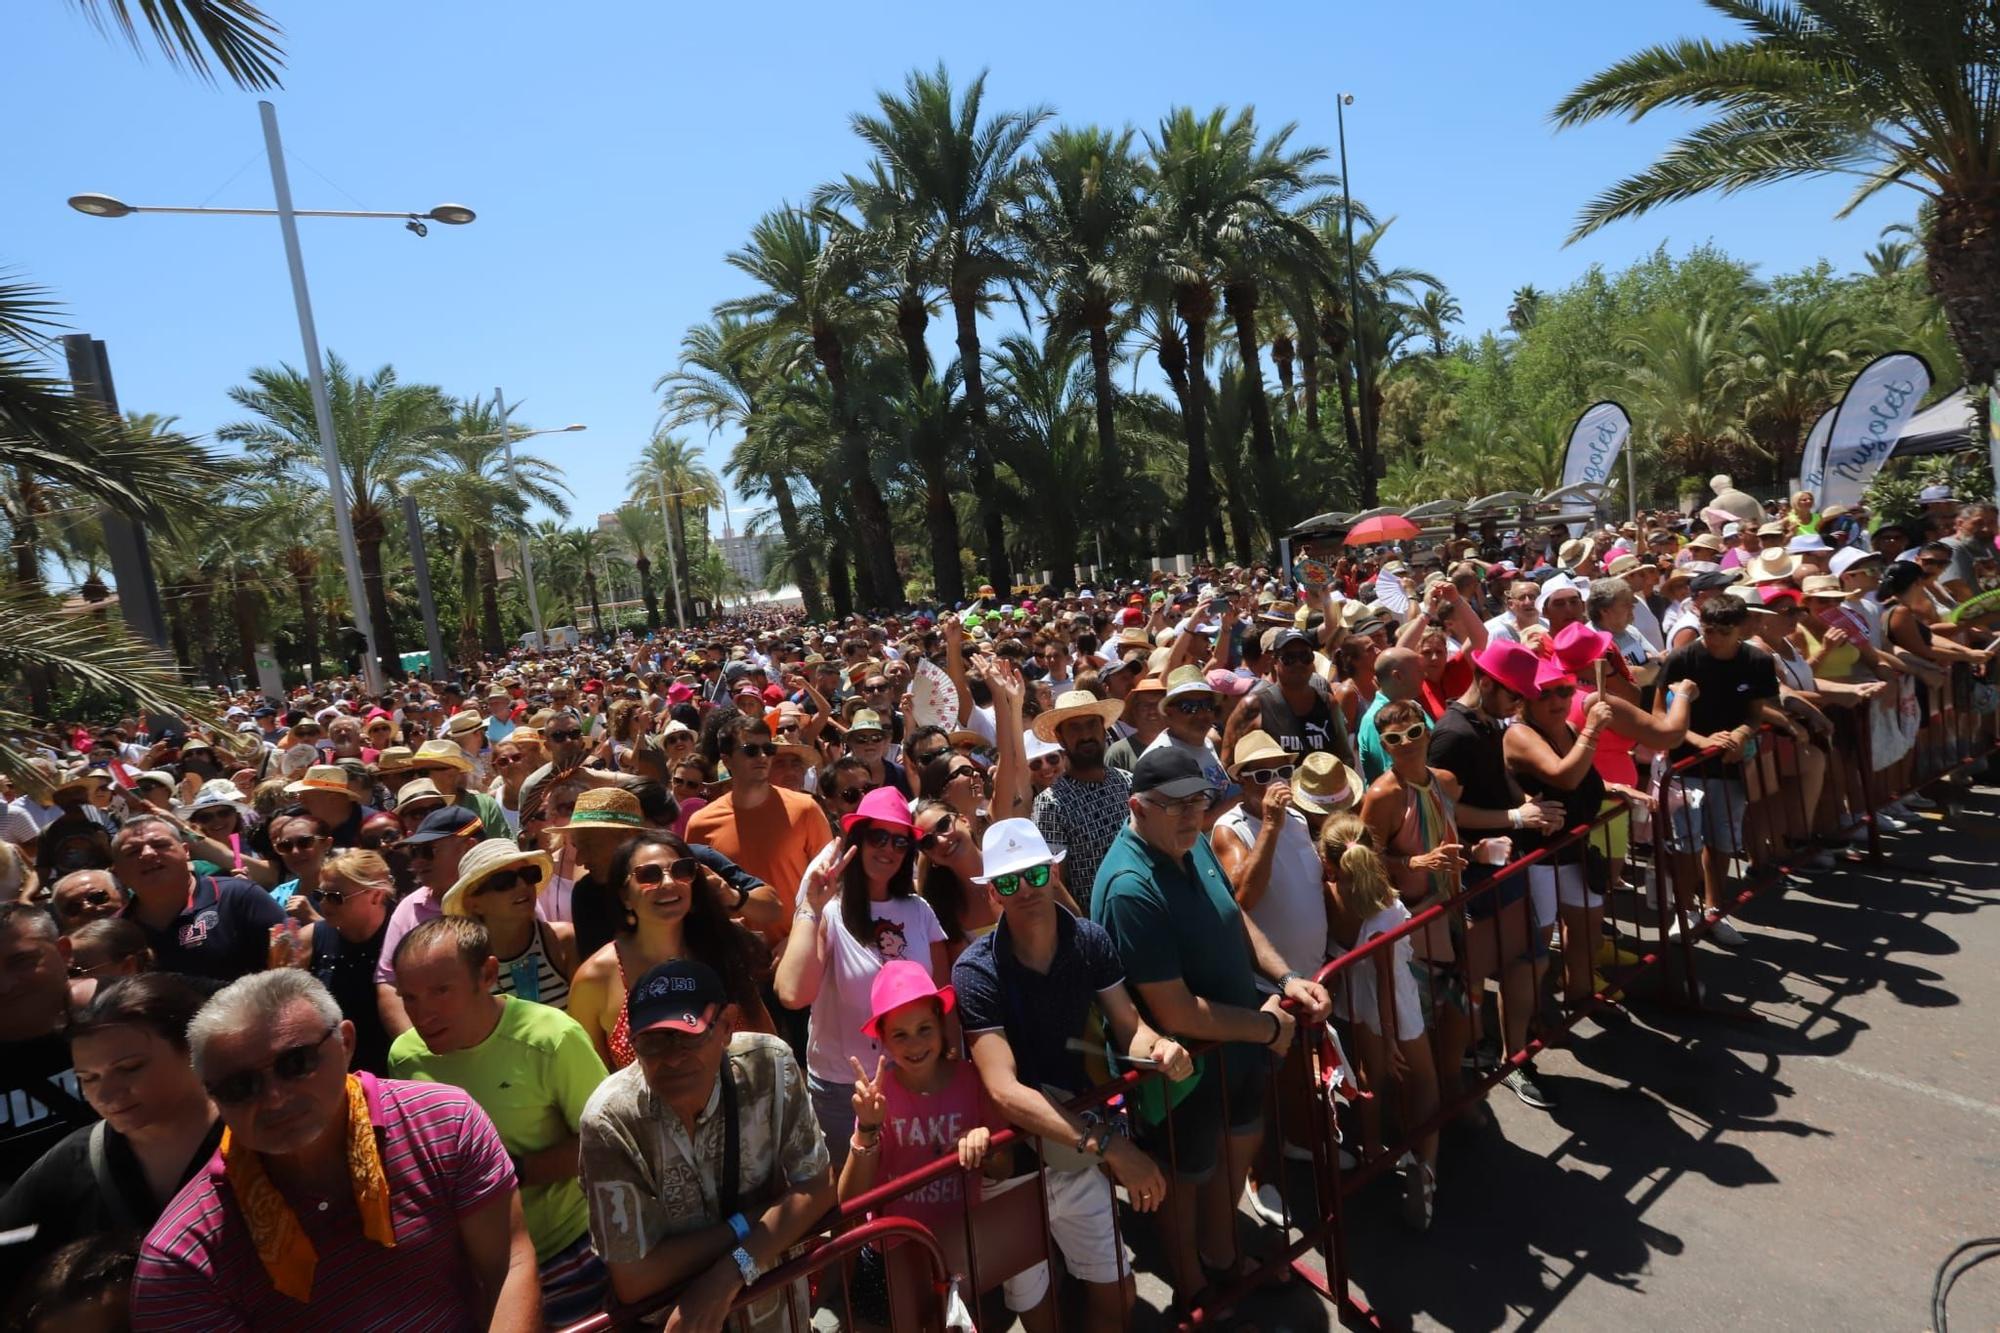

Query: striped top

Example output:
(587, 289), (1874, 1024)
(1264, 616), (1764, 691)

(132, 1074), (515, 1331)
(494, 921), (570, 1010)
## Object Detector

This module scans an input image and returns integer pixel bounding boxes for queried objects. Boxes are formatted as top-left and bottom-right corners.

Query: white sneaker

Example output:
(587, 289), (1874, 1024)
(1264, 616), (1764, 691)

(1705, 912), (1746, 947)
(1877, 811), (1911, 833)
(1666, 909), (1700, 941)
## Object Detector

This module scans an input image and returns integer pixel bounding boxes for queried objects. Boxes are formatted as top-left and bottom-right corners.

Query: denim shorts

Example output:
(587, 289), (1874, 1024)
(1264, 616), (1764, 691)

(1666, 774), (1747, 856)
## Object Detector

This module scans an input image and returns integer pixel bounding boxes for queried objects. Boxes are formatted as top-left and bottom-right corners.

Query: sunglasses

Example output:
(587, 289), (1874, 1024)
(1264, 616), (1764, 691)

(733, 742), (777, 759)
(274, 836), (323, 853)
(493, 754), (523, 767)
(1169, 699), (1215, 715)
(918, 817), (957, 849)
(835, 786), (869, 803)
(946, 767), (985, 786)
(1277, 652), (1314, 666)
(1379, 724), (1428, 747)
(1240, 763), (1296, 785)
(859, 828), (914, 853)
(546, 729), (582, 743)
(312, 884), (382, 907)
(990, 863), (1053, 896)
(911, 748), (947, 766)
(190, 808), (237, 823)
(204, 1024), (339, 1105)
(1028, 754), (1062, 769)
(60, 888), (117, 913)
(472, 865), (545, 895)
(630, 858), (699, 886)
(670, 776), (703, 789)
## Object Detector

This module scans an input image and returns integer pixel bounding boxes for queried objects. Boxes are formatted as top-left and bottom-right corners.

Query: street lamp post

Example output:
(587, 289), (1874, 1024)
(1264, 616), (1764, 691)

(1335, 93), (1375, 508)
(656, 484), (707, 631)
(69, 99), (475, 694)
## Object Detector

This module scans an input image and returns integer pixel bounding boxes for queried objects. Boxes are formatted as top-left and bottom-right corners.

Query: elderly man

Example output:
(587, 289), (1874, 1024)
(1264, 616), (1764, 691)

(1030, 690), (1132, 914)
(954, 819), (1184, 1328)
(1483, 580), (1544, 645)
(133, 970), (537, 1329)
(1091, 748), (1330, 1302)
(0, 903), (95, 1187)
(112, 816), (283, 983)
(1608, 553), (1667, 651)
(390, 917), (611, 1326)
(374, 806), (489, 1038)
(50, 868), (124, 934)
(483, 690), (519, 746)
(578, 960), (834, 1328)
(407, 740), (509, 840)
(282, 764), (372, 850)
(1941, 501), (1998, 602)
(1356, 647), (1425, 782)
(1103, 674), (1166, 771)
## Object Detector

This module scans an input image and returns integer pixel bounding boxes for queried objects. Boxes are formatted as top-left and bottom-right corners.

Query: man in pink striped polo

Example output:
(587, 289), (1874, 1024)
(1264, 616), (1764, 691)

(133, 970), (540, 1330)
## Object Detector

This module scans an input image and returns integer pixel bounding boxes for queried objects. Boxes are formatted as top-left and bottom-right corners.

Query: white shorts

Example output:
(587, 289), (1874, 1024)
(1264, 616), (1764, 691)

(1003, 1165), (1130, 1308)
(1528, 861), (1599, 918)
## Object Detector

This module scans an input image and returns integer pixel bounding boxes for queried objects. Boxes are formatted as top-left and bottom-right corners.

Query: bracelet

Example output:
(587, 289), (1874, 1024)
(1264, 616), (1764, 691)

(1265, 1010), (1283, 1044)
(726, 1211), (751, 1243)
(848, 1135), (880, 1155)
(1509, 807), (1525, 829)
(854, 1122), (882, 1137)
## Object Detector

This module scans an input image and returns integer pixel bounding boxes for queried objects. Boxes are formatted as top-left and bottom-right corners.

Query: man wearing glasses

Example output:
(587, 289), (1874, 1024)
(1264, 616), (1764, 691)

(1090, 748), (1331, 1302)
(112, 816), (285, 983)
(684, 715), (834, 948)
(134, 970), (537, 1329)
(1143, 665), (1234, 826)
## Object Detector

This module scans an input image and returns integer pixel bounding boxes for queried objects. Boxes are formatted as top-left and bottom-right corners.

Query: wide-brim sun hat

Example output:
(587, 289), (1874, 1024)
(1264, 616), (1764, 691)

(1801, 574), (1859, 600)
(861, 959), (957, 1040)
(1747, 551), (1802, 584)
(1031, 690), (1125, 743)
(408, 739), (476, 774)
(1161, 664), (1216, 703)
(972, 817), (1066, 883)
(284, 764), (356, 798)
(179, 786), (254, 823)
(441, 840), (556, 916)
(1291, 751), (1364, 815)
(1228, 729), (1290, 778)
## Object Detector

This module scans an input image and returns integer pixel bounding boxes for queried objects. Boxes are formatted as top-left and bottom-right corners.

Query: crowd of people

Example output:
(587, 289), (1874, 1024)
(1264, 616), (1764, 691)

(0, 474), (1993, 1331)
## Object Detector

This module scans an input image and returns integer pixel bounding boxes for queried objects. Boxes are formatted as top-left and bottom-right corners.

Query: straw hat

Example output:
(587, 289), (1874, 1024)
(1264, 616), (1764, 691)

(1800, 574), (1859, 601)
(408, 739), (476, 774)
(546, 785), (647, 836)
(844, 709), (887, 739)
(440, 839), (556, 916)
(1291, 751), (1364, 816)
(1745, 550), (1801, 585)
(396, 777), (447, 807)
(374, 745), (415, 774)
(442, 710), (485, 738)
(284, 763), (355, 798)
(1161, 664), (1216, 702)
(1227, 730), (1289, 779)
(51, 767), (113, 802)
(1032, 689), (1127, 743)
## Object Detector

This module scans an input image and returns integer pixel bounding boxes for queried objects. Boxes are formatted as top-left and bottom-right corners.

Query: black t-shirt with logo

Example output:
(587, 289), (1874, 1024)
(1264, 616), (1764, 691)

(0, 1032), (95, 1190)
(123, 874), (286, 983)
(1659, 641), (1779, 769)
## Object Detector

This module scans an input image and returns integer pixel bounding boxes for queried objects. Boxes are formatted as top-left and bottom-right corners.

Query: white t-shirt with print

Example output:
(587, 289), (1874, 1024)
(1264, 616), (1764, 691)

(802, 891), (946, 1085)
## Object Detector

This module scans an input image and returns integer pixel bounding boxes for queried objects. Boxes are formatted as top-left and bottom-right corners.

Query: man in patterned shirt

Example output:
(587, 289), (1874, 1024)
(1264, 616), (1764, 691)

(578, 960), (833, 1330)
(1030, 690), (1131, 913)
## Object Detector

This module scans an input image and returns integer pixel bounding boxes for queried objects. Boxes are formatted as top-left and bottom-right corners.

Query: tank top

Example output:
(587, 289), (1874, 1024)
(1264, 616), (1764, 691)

(1568, 690), (1639, 788)
(1216, 803), (1329, 988)
(1384, 772), (1457, 961)
(494, 921), (569, 1010)
(1513, 724), (1605, 865)
(1798, 621), (1860, 682)
(1253, 679), (1353, 764)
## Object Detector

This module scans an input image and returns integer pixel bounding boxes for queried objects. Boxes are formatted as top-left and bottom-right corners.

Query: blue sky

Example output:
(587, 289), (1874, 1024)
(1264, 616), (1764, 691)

(8, 1), (1917, 551)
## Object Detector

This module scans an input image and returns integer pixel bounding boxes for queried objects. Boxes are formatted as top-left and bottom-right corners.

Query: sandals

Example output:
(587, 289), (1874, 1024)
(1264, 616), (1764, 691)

(1400, 1153), (1437, 1232)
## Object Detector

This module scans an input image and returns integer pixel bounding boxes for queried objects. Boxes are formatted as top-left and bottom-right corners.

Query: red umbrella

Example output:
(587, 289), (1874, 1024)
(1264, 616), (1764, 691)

(1343, 514), (1420, 546)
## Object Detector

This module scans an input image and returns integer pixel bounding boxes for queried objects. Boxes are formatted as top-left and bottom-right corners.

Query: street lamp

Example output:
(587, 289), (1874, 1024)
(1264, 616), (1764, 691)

(1334, 92), (1375, 507)
(69, 100), (474, 694)
(489, 399), (587, 648)
(654, 486), (709, 631)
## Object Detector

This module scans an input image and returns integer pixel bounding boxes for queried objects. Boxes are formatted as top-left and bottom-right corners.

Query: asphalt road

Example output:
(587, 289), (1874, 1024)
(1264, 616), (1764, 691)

(974, 772), (2000, 1332)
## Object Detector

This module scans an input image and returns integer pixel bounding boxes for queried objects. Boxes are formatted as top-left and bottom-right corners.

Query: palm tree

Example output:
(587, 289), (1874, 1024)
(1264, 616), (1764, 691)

(556, 528), (616, 638)
(843, 63), (1052, 599)
(241, 474), (330, 671)
(69, 0), (284, 88)
(609, 504), (665, 628)
(1506, 284), (1543, 333)
(1727, 301), (1854, 475)
(719, 206), (900, 606)
(1555, 0), (2000, 387)
(988, 328), (1101, 578)
(222, 354), (450, 674)
(1619, 310), (1748, 480)
(1019, 126), (1146, 550)
(882, 363), (970, 597)
(627, 432), (719, 623)
(1416, 290), (1463, 356)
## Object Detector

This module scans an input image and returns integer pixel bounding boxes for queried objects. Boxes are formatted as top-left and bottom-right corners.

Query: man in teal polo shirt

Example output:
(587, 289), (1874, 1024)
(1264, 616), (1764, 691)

(1357, 646), (1425, 782)
(1090, 748), (1330, 1302)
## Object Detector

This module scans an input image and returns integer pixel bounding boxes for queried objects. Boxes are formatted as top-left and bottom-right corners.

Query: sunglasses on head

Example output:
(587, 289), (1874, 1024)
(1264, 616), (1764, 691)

(1379, 724), (1427, 747)
(1169, 698), (1215, 715)
(313, 883), (382, 907)
(473, 865), (545, 896)
(990, 862), (1053, 896)
(630, 858), (698, 886)
(1241, 763), (1296, 785)
(859, 828), (914, 853)
(204, 1023), (339, 1105)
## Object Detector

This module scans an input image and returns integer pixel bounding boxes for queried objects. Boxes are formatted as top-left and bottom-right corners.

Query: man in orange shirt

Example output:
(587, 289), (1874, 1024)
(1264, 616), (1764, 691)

(684, 714), (833, 945)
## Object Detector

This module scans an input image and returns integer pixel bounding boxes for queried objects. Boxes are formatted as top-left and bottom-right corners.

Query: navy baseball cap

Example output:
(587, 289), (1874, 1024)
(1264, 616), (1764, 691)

(400, 805), (485, 845)
(1130, 747), (1214, 799)
(628, 960), (728, 1036)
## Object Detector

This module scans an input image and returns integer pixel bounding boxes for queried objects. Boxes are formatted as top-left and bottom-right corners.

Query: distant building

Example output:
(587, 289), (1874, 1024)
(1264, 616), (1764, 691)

(716, 509), (779, 589)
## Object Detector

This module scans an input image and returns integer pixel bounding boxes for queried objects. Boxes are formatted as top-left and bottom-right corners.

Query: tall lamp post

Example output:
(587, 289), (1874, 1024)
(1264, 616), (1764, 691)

(70, 100), (475, 693)
(482, 400), (585, 647)
(1334, 92), (1376, 507)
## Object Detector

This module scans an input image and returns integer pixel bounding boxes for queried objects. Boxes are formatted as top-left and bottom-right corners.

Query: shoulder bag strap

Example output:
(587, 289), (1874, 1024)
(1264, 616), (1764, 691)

(88, 1121), (143, 1233)
(717, 1055), (741, 1220)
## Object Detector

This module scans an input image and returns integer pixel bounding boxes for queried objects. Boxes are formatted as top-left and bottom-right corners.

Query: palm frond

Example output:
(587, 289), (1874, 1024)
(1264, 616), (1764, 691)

(69, 0), (286, 89)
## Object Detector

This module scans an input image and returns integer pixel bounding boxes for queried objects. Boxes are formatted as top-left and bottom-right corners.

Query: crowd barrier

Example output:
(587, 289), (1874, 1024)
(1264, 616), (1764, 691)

(559, 662), (1995, 1332)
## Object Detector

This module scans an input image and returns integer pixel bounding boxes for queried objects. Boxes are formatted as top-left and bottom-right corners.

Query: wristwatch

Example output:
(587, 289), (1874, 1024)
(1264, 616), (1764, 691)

(1278, 970), (1305, 992)
(730, 1244), (760, 1286)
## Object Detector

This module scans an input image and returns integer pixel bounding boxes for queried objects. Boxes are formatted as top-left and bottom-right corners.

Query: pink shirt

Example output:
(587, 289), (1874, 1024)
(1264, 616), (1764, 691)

(874, 1061), (1000, 1234)
(133, 1074), (515, 1331)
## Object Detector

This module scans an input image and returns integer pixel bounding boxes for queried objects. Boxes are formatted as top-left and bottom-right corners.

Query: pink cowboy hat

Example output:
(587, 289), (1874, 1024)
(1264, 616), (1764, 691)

(841, 785), (919, 836)
(1550, 622), (1614, 676)
(1470, 640), (1543, 700)
(861, 960), (956, 1039)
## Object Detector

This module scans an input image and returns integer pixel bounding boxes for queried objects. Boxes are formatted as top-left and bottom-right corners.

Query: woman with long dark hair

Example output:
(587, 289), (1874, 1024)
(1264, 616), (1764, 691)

(774, 786), (948, 1169)
(566, 830), (770, 1069)
(912, 798), (996, 963)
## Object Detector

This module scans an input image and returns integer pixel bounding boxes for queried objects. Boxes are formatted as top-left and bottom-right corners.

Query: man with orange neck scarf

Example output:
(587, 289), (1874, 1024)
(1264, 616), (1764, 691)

(132, 970), (540, 1331)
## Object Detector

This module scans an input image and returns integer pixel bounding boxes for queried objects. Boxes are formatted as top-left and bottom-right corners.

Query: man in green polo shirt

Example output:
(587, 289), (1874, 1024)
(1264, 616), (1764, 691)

(1089, 747), (1331, 1302)
(389, 916), (610, 1326)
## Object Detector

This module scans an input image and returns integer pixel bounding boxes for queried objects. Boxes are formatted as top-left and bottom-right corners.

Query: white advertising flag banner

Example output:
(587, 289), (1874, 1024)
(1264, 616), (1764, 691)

(1818, 352), (1933, 509)
(1560, 401), (1631, 489)
(1796, 406), (1836, 498)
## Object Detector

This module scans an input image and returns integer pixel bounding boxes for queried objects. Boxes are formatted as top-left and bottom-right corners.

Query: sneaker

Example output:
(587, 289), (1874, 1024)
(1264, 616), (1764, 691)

(1400, 1156), (1436, 1232)
(1504, 1068), (1555, 1111)
(1704, 911), (1746, 947)
(1873, 810), (1911, 833)
(1595, 937), (1642, 967)
(1900, 791), (1938, 811)
(1882, 800), (1914, 821)
(1245, 1180), (1289, 1228)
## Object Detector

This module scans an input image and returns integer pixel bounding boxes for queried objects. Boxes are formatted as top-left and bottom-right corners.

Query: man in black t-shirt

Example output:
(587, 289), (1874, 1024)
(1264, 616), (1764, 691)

(1656, 595), (1803, 947)
(0, 904), (95, 1188)
(112, 815), (285, 983)
(1426, 640), (1565, 1111)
